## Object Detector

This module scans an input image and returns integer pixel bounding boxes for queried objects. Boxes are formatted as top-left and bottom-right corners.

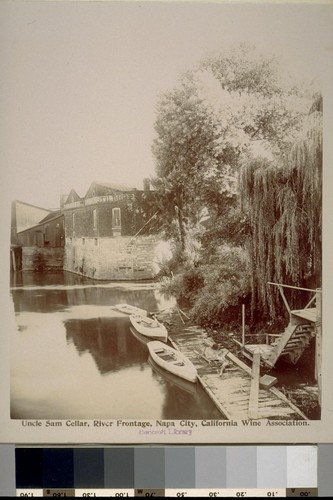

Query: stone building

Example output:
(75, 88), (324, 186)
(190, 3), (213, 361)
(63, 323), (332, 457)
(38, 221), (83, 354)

(62, 180), (161, 280)
(10, 179), (161, 280)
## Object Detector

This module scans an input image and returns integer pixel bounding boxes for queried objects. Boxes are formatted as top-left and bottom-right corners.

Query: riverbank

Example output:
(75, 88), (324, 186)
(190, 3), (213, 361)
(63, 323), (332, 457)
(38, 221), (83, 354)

(157, 306), (320, 420)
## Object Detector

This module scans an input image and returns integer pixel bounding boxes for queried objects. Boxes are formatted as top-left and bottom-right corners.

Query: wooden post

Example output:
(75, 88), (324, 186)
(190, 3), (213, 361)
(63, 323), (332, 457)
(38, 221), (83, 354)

(176, 306), (185, 325)
(11, 249), (16, 271)
(315, 288), (322, 406)
(248, 352), (261, 419)
(277, 285), (291, 316)
(242, 304), (245, 346)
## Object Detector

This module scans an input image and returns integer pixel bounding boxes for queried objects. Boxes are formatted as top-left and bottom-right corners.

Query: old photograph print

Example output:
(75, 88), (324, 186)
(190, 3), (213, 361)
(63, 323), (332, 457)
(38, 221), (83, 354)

(1, 0), (333, 444)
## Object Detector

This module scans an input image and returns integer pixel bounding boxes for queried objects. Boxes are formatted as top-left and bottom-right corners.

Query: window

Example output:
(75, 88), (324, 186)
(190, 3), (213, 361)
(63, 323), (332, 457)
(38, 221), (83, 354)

(93, 209), (97, 229)
(44, 224), (50, 246)
(112, 208), (121, 228)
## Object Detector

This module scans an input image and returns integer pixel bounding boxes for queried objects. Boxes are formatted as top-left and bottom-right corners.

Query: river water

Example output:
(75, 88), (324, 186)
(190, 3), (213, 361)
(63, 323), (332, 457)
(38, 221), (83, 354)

(10, 271), (223, 420)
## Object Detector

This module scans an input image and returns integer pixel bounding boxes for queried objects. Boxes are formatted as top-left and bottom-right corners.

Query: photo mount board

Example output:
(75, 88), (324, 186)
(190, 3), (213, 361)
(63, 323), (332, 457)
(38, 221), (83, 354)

(0, 0), (333, 445)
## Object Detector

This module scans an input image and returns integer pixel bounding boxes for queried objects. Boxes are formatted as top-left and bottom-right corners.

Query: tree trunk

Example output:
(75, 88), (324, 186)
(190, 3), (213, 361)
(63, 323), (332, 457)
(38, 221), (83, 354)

(175, 205), (186, 255)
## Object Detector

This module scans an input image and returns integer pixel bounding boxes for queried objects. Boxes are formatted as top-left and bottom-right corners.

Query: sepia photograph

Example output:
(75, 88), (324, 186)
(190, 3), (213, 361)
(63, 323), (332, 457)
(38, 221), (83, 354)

(1, 0), (332, 444)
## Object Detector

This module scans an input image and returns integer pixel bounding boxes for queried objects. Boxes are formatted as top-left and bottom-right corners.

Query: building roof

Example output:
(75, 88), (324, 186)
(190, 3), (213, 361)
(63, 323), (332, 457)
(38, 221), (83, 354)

(93, 182), (137, 192)
(39, 210), (63, 224)
(18, 211), (63, 234)
(12, 199), (52, 213)
(65, 189), (82, 203)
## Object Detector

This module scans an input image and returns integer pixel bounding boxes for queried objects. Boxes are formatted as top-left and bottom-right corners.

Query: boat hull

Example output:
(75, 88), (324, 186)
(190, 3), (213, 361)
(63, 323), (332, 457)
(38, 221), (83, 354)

(147, 341), (197, 383)
(148, 356), (199, 395)
(130, 326), (152, 345)
(129, 314), (168, 343)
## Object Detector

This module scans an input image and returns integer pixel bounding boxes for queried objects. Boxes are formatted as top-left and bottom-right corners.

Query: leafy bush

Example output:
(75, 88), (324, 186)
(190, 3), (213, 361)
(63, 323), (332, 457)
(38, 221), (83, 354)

(159, 266), (204, 307)
(190, 245), (251, 328)
(159, 244), (251, 329)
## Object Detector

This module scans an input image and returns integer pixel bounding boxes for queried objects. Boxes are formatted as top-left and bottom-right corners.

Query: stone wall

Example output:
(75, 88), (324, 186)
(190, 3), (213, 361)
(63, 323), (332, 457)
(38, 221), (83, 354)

(22, 247), (64, 271)
(63, 235), (161, 280)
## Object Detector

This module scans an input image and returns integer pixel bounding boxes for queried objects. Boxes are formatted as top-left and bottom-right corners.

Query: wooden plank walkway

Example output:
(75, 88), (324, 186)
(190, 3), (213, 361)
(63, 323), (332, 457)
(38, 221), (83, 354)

(169, 326), (307, 421)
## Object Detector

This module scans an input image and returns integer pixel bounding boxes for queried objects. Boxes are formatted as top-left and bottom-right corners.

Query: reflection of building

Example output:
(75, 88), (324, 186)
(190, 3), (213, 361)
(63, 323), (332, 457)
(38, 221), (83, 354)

(11, 180), (161, 280)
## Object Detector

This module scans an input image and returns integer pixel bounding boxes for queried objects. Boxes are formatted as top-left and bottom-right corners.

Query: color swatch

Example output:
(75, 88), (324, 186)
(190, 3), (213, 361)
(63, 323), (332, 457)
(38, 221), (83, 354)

(11, 445), (320, 496)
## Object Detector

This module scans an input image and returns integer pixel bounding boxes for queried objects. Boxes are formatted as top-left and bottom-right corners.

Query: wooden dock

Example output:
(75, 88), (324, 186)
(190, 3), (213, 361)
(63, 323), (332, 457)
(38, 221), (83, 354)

(169, 326), (308, 421)
(241, 285), (320, 370)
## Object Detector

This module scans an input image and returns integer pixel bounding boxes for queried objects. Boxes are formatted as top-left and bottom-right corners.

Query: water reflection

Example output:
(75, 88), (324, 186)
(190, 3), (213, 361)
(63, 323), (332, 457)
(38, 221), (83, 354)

(10, 271), (223, 420)
(11, 276), (160, 315)
(65, 317), (148, 374)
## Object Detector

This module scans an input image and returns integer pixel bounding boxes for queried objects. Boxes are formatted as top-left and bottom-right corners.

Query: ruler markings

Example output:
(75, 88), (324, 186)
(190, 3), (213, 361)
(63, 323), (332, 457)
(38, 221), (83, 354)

(15, 488), (319, 497)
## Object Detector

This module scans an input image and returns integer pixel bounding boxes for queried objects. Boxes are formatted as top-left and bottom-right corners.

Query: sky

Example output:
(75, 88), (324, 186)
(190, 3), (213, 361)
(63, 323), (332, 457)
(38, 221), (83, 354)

(1, 0), (332, 211)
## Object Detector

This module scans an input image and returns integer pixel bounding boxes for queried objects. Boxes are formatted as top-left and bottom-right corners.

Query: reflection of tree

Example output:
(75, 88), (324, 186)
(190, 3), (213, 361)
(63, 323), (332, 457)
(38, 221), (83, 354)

(64, 317), (149, 374)
(149, 359), (223, 420)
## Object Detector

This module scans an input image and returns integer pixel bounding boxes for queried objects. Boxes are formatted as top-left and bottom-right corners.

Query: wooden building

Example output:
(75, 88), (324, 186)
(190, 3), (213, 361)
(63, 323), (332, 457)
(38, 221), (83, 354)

(11, 201), (65, 271)
(16, 211), (65, 248)
(11, 201), (51, 246)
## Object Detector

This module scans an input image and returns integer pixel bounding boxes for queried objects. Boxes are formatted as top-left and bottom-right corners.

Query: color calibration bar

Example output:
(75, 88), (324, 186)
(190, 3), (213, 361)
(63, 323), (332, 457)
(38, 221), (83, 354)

(15, 487), (318, 497)
(15, 446), (318, 496)
(16, 487), (321, 497)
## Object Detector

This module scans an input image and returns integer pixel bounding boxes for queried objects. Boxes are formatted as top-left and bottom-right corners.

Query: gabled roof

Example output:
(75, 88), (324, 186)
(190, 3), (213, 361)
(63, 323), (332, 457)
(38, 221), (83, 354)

(64, 189), (82, 204)
(18, 211), (63, 234)
(92, 181), (136, 192)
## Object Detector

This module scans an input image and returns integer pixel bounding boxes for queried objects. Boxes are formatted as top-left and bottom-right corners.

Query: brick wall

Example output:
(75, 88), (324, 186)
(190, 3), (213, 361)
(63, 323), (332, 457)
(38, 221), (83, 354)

(64, 202), (139, 238)
(63, 235), (161, 280)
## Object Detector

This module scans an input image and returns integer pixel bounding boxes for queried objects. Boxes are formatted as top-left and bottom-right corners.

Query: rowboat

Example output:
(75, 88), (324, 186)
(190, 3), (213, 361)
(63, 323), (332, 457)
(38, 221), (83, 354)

(147, 341), (198, 383)
(129, 326), (152, 346)
(113, 303), (147, 316)
(129, 314), (168, 343)
(148, 356), (199, 395)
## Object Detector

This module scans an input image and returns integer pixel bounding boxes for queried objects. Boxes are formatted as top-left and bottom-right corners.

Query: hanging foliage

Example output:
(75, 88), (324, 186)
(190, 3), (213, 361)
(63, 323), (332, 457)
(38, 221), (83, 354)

(241, 109), (322, 321)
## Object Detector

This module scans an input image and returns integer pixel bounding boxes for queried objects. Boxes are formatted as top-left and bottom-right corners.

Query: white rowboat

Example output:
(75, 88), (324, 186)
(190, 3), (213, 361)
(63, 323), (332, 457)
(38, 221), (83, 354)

(148, 356), (199, 395)
(129, 326), (152, 346)
(147, 341), (198, 383)
(113, 304), (148, 316)
(129, 314), (168, 343)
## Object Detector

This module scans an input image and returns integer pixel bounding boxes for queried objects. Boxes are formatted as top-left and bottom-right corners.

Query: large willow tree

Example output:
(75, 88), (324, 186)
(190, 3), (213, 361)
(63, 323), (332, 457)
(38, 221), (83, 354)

(151, 45), (310, 261)
(152, 44), (320, 328)
(241, 103), (322, 321)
